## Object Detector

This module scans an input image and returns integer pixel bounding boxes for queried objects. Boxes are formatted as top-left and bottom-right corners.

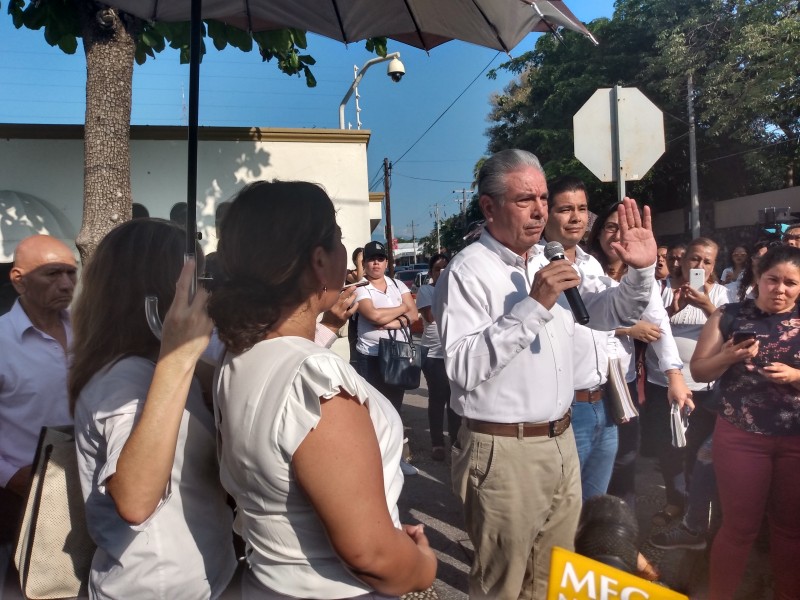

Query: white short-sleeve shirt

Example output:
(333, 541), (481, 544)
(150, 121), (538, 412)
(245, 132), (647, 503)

(415, 283), (442, 358)
(215, 337), (405, 599)
(354, 277), (411, 356)
(73, 356), (236, 600)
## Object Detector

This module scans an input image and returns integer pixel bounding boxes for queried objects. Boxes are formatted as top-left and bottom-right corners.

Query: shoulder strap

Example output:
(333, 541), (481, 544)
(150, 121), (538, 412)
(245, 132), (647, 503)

(718, 301), (742, 340)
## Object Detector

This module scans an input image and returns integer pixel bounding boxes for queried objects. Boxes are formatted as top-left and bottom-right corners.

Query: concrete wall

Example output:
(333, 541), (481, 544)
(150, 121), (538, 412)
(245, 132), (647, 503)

(652, 187), (800, 239)
(0, 124), (375, 259)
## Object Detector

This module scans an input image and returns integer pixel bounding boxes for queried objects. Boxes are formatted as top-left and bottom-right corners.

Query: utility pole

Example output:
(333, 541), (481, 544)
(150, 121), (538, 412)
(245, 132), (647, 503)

(453, 188), (469, 232)
(430, 204), (444, 252)
(687, 73), (700, 238)
(383, 158), (395, 277)
(409, 220), (418, 263)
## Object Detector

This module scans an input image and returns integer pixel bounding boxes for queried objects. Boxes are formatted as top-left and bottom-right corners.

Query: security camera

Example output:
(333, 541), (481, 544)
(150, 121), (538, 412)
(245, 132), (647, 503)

(387, 57), (405, 82)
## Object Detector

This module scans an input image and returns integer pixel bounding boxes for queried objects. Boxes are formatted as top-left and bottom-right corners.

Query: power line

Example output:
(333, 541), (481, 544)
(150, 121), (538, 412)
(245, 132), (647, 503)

(699, 135), (798, 165)
(390, 52), (500, 166)
(393, 172), (472, 184)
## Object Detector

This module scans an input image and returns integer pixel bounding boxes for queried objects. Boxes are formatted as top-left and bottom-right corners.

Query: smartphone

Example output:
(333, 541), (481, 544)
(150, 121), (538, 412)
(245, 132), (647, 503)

(688, 268), (706, 292)
(732, 330), (757, 345)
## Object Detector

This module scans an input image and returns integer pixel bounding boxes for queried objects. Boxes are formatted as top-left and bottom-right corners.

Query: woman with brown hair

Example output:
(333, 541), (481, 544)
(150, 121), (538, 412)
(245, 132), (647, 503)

(692, 245), (800, 598)
(208, 181), (436, 599)
(70, 219), (235, 599)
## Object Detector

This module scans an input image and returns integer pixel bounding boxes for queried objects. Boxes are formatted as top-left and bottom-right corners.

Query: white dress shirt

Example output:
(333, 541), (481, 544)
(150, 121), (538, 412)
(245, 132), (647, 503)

(614, 280), (684, 383)
(571, 247), (610, 390)
(433, 231), (654, 424)
(646, 283), (730, 390)
(0, 300), (72, 487)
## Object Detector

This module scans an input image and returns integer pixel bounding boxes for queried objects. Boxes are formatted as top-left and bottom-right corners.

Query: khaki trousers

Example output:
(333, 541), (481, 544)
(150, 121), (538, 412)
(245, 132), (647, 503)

(452, 424), (581, 600)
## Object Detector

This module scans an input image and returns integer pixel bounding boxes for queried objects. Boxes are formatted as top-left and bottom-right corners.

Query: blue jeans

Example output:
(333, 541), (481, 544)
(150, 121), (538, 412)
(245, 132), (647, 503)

(684, 435), (717, 534)
(572, 397), (619, 501)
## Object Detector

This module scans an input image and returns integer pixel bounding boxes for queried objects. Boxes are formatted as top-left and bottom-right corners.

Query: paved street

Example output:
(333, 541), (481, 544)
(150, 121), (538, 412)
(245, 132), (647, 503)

(2, 379), (773, 600)
(398, 380), (774, 600)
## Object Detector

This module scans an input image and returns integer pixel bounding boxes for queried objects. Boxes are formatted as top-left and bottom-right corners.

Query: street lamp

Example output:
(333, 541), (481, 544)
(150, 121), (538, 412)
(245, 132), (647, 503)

(338, 52), (405, 129)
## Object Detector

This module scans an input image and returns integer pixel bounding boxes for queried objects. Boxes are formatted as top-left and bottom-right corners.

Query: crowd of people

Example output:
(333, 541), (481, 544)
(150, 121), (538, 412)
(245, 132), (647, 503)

(1, 148), (798, 600)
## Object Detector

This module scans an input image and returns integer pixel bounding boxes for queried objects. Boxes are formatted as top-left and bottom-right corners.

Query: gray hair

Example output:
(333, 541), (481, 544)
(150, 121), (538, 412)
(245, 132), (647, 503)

(477, 149), (545, 205)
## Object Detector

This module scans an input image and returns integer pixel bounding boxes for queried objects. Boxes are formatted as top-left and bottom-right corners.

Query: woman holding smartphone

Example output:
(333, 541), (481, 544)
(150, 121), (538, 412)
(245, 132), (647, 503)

(691, 245), (800, 598)
(647, 238), (729, 525)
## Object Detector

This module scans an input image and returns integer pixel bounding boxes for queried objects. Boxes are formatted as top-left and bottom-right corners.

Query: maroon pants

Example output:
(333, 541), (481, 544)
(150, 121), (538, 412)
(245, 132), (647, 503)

(710, 416), (800, 600)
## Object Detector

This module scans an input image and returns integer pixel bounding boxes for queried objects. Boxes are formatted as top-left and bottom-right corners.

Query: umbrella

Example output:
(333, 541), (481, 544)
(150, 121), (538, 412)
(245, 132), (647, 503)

(101, 0), (595, 266)
(102, 1), (595, 53)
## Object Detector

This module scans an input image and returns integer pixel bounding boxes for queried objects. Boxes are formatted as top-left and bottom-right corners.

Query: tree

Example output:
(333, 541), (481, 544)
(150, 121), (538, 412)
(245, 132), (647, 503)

(651, 0), (799, 186)
(6, 0), (386, 261)
(483, 0), (796, 218)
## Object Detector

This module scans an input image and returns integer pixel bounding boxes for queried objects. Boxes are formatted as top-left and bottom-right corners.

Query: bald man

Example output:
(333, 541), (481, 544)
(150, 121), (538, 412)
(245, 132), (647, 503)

(0, 235), (77, 553)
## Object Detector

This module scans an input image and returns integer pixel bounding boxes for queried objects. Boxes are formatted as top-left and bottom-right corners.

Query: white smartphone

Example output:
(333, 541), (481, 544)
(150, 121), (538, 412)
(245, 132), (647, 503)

(689, 268), (705, 292)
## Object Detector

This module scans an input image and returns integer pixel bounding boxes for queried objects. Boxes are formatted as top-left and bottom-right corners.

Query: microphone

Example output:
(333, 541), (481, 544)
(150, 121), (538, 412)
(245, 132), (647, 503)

(574, 495), (639, 574)
(543, 241), (590, 325)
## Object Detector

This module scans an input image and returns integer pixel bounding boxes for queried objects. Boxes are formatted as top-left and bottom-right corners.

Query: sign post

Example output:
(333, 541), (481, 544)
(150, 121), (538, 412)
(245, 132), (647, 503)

(574, 86), (665, 202)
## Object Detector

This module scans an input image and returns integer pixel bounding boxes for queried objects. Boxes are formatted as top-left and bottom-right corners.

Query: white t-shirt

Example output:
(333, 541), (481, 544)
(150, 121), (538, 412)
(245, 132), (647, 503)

(74, 356), (236, 600)
(215, 337), (405, 599)
(415, 283), (442, 358)
(645, 283), (730, 390)
(355, 277), (411, 356)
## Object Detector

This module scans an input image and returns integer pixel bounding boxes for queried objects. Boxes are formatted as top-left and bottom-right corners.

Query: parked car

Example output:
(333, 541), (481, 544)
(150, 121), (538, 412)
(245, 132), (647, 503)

(413, 271), (430, 293)
(395, 268), (426, 292)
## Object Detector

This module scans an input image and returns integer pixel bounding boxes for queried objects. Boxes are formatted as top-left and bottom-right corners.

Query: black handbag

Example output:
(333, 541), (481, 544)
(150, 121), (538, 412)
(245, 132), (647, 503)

(378, 323), (427, 390)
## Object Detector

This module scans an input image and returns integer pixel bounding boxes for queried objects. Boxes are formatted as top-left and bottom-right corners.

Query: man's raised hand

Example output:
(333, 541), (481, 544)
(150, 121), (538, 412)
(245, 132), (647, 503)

(611, 198), (657, 269)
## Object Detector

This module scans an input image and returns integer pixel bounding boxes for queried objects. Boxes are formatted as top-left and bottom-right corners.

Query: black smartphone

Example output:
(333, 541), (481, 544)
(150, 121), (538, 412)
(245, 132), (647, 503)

(732, 331), (757, 345)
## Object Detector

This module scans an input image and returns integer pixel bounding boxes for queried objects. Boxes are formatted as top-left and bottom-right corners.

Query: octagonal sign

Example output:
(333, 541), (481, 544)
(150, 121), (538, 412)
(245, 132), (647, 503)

(573, 87), (665, 182)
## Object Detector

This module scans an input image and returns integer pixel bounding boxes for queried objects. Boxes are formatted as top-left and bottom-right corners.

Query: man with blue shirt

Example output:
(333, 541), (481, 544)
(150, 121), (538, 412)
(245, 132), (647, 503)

(0, 235), (77, 586)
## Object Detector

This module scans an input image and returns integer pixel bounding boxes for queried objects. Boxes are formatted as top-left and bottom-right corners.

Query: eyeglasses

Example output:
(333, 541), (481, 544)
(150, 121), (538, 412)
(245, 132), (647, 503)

(603, 222), (620, 234)
(367, 256), (387, 262)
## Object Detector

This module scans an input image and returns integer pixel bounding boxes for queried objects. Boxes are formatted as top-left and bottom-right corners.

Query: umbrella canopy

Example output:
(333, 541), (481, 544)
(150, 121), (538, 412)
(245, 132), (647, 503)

(99, 0), (595, 270)
(102, 0), (595, 52)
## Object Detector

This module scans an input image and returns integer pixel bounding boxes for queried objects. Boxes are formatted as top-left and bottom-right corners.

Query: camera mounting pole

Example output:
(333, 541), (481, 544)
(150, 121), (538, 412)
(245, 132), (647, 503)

(338, 52), (402, 129)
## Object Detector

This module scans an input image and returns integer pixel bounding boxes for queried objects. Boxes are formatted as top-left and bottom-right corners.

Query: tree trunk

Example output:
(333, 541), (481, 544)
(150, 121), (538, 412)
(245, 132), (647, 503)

(75, 4), (135, 263)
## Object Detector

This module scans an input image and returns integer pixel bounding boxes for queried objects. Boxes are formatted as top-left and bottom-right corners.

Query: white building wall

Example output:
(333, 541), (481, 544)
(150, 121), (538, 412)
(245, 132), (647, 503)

(0, 125), (374, 259)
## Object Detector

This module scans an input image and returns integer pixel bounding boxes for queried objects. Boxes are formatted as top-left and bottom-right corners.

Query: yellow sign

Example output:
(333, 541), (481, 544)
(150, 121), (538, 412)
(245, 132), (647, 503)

(547, 547), (688, 600)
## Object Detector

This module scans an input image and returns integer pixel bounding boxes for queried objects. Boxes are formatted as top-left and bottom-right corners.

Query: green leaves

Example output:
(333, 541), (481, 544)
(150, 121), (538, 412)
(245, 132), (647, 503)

(6, 3), (388, 89)
(9, 0), (80, 54)
(485, 0), (798, 213)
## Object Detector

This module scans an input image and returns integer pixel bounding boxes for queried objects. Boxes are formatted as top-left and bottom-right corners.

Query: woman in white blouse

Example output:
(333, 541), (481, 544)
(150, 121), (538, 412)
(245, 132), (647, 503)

(70, 219), (236, 599)
(208, 181), (436, 599)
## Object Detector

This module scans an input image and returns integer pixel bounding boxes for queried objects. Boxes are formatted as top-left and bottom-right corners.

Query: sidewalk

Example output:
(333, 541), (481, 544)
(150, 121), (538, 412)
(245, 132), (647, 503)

(399, 380), (774, 600)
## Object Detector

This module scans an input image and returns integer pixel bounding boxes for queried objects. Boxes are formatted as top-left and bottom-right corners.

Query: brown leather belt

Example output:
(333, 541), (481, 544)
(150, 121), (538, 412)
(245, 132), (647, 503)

(575, 387), (604, 402)
(464, 409), (571, 439)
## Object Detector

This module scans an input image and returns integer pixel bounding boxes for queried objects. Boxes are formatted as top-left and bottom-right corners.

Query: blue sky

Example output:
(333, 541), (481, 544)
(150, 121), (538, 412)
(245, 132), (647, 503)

(0, 1), (614, 243)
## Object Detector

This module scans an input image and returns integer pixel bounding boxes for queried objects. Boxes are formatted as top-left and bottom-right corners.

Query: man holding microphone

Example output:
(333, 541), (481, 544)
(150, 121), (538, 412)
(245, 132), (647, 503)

(433, 149), (656, 599)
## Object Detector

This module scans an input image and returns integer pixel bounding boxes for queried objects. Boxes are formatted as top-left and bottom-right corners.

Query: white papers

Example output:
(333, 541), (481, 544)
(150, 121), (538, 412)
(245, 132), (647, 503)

(670, 403), (689, 448)
(606, 358), (639, 424)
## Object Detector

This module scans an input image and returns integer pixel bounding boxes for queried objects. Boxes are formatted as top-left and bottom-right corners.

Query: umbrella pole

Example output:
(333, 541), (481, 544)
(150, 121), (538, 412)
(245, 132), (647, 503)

(186, 0), (201, 296)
